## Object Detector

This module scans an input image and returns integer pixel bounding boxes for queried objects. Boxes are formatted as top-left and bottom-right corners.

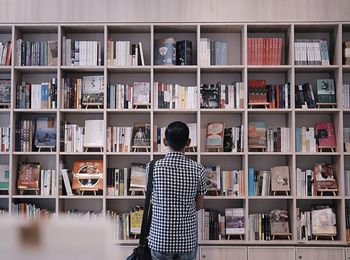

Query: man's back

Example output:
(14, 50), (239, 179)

(147, 152), (206, 253)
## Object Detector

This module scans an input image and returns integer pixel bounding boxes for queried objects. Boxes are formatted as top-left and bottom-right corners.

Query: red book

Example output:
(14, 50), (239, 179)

(5, 42), (12, 66)
(276, 85), (280, 108)
(315, 122), (336, 148)
(248, 38), (252, 65)
(277, 38), (283, 65)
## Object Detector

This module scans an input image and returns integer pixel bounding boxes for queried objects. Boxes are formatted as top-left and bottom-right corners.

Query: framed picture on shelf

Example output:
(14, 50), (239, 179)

(34, 117), (56, 151)
(205, 122), (224, 152)
(132, 123), (150, 152)
(72, 160), (104, 195)
(133, 82), (150, 108)
(17, 162), (41, 195)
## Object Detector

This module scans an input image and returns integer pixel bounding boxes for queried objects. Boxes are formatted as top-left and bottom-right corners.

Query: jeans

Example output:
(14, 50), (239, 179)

(151, 248), (197, 260)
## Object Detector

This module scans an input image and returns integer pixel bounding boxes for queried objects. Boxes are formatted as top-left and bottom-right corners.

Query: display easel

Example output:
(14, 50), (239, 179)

(249, 147), (266, 152)
(132, 146), (150, 152)
(18, 188), (39, 195)
(73, 172), (103, 196)
(317, 188), (338, 196)
(205, 146), (223, 152)
(314, 233), (336, 241)
(316, 103), (337, 109)
(82, 102), (103, 109)
(226, 234), (244, 240)
(133, 104), (151, 109)
(272, 233), (292, 240)
(272, 190), (290, 196)
(249, 102), (269, 109)
(37, 146), (55, 152)
(318, 146), (336, 152)
(0, 103), (10, 108)
(129, 188), (146, 196)
(185, 146), (197, 152)
(84, 146), (103, 152)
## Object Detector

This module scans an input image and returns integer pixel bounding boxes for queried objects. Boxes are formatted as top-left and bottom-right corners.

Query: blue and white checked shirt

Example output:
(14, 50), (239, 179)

(146, 152), (207, 253)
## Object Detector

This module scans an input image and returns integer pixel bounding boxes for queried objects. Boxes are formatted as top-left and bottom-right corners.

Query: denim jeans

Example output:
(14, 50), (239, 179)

(150, 248), (197, 260)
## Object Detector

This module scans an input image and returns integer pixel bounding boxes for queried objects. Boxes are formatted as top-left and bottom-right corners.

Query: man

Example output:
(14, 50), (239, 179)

(146, 121), (207, 260)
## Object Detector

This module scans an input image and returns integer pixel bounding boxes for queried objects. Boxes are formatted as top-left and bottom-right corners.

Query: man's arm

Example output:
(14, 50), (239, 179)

(196, 194), (204, 211)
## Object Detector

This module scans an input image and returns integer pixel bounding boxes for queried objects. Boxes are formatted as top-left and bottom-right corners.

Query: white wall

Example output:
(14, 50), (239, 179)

(0, 0), (349, 23)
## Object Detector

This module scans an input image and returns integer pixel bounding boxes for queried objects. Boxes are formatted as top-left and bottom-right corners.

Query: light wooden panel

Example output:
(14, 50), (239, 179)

(0, 0), (350, 23)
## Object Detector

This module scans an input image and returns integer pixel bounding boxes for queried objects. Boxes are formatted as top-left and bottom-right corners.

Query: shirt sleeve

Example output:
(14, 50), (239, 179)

(197, 166), (208, 195)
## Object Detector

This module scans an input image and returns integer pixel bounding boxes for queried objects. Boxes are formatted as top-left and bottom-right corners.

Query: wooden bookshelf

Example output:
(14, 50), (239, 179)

(1, 22), (350, 258)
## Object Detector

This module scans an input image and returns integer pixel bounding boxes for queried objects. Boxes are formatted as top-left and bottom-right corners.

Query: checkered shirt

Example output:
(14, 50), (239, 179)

(145, 152), (207, 253)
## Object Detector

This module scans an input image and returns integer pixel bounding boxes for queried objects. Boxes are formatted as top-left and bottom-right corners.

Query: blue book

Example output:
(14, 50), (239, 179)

(248, 167), (255, 196)
(295, 128), (300, 152)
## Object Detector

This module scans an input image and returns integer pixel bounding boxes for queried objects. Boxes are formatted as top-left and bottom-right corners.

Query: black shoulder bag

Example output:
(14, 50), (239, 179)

(126, 160), (155, 260)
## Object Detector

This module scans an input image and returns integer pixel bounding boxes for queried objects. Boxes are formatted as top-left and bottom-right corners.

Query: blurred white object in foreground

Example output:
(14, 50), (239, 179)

(0, 216), (115, 260)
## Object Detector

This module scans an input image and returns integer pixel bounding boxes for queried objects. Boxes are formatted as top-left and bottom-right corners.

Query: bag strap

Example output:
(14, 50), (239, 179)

(139, 160), (155, 246)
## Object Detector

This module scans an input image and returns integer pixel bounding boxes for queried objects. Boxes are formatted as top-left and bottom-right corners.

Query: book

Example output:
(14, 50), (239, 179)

(311, 206), (337, 236)
(72, 160), (104, 191)
(138, 42), (145, 66)
(47, 40), (58, 66)
(271, 166), (290, 192)
(204, 165), (221, 191)
(34, 117), (56, 148)
(0, 79), (11, 105)
(316, 79), (336, 104)
(133, 82), (150, 106)
(315, 121), (336, 149)
(61, 169), (73, 196)
(270, 209), (290, 235)
(205, 122), (224, 150)
(132, 123), (150, 148)
(83, 120), (104, 148)
(187, 123), (197, 149)
(0, 165), (9, 190)
(130, 163), (146, 190)
(248, 122), (267, 150)
(130, 208), (144, 234)
(313, 163), (338, 191)
(17, 162), (40, 191)
(82, 75), (104, 107)
(344, 128), (350, 152)
(225, 208), (244, 235)
(176, 40), (192, 65)
(154, 38), (176, 65)
(248, 80), (267, 104)
(223, 126), (244, 152)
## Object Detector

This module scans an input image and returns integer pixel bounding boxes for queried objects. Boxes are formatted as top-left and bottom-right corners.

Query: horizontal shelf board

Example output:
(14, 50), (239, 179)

(0, 195), (9, 199)
(107, 66), (151, 72)
(295, 152), (341, 156)
(296, 196), (342, 200)
(59, 195), (103, 199)
(200, 65), (244, 72)
(247, 65), (292, 72)
(199, 240), (249, 245)
(154, 65), (198, 73)
(200, 152), (244, 156)
(295, 108), (340, 113)
(106, 196), (145, 199)
(107, 109), (151, 113)
(343, 65), (350, 72)
(59, 109), (104, 113)
(295, 65), (339, 72)
(113, 240), (138, 245)
(343, 108), (350, 113)
(12, 195), (56, 199)
(344, 152), (350, 156)
(200, 109), (244, 114)
(0, 109), (11, 113)
(13, 152), (56, 155)
(295, 240), (345, 245)
(14, 109), (58, 113)
(60, 152), (104, 155)
(61, 66), (104, 72)
(344, 196), (350, 200)
(0, 152), (10, 155)
(106, 152), (150, 156)
(204, 196), (245, 200)
(153, 152), (197, 156)
(249, 196), (293, 200)
(153, 109), (197, 114)
(0, 66), (11, 72)
(248, 109), (292, 113)
(14, 66), (58, 72)
(248, 152), (293, 155)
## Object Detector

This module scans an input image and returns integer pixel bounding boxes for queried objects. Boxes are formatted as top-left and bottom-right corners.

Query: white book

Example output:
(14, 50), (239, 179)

(51, 170), (56, 196)
(138, 42), (145, 66)
(187, 123), (197, 148)
(40, 170), (44, 195)
(84, 120), (104, 148)
(61, 169), (73, 196)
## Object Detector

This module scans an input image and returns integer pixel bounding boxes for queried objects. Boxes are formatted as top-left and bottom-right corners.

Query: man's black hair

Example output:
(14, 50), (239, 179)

(165, 121), (189, 151)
